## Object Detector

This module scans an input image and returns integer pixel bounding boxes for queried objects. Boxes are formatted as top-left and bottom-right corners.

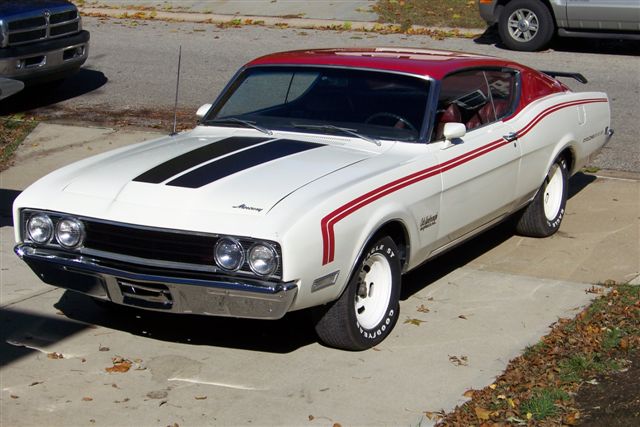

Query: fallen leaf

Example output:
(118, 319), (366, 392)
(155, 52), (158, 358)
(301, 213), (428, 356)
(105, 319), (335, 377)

(565, 411), (580, 425)
(194, 395), (207, 400)
(47, 352), (64, 359)
(489, 383), (497, 390)
(417, 304), (430, 313)
(332, 424), (342, 427)
(10, 395), (19, 399)
(147, 390), (168, 399)
(404, 317), (426, 326)
(463, 389), (475, 398)
(474, 406), (491, 421)
(449, 355), (469, 366)
(458, 314), (468, 320)
(105, 357), (132, 373)
(82, 397), (93, 401)
(99, 345), (110, 352)
(308, 415), (314, 421)
(159, 400), (167, 407)
(619, 337), (629, 350)
(29, 381), (43, 386)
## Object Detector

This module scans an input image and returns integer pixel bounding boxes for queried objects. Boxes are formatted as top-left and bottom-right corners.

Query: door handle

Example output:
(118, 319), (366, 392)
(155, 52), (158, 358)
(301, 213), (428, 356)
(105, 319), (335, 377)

(503, 132), (518, 142)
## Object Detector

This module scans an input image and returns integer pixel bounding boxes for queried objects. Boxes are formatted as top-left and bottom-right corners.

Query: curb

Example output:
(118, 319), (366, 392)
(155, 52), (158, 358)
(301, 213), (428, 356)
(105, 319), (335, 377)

(80, 7), (485, 37)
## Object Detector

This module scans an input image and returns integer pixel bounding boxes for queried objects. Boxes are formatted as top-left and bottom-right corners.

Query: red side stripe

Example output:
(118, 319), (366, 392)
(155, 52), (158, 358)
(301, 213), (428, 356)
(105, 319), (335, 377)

(320, 98), (607, 265)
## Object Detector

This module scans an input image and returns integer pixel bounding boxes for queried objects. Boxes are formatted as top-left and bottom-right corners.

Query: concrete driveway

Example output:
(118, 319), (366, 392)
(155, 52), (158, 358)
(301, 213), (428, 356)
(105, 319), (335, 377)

(1, 124), (638, 426)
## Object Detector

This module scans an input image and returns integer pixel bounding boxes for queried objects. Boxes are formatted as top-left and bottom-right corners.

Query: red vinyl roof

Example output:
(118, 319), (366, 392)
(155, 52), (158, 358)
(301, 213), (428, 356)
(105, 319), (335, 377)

(246, 47), (524, 80)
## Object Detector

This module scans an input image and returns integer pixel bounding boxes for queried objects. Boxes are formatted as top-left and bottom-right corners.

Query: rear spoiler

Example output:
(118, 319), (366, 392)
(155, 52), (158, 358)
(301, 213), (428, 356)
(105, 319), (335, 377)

(541, 71), (588, 84)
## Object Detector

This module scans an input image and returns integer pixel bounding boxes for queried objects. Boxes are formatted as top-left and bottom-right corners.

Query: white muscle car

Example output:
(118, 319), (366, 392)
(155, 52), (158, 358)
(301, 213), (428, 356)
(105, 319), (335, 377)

(13, 48), (612, 350)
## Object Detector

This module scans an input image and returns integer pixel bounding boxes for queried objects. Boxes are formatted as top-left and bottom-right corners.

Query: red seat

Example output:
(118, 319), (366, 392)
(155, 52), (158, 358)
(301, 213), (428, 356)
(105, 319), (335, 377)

(435, 103), (462, 139)
(467, 99), (511, 130)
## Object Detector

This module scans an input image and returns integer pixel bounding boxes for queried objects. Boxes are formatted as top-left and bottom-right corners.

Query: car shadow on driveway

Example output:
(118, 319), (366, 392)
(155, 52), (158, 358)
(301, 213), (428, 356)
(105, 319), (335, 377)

(0, 189), (21, 227)
(0, 68), (107, 115)
(401, 172), (596, 300)
(473, 26), (640, 57)
(54, 291), (317, 354)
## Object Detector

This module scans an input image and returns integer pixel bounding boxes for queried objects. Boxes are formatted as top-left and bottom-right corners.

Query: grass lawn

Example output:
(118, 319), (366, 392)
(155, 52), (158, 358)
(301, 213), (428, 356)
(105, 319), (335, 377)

(373, 0), (486, 30)
(0, 116), (37, 172)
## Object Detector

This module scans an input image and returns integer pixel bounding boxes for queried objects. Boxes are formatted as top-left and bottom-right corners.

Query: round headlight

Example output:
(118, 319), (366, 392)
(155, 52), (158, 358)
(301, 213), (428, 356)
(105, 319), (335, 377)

(26, 214), (54, 244)
(214, 238), (244, 271)
(55, 218), (85, 248)
(248, 243), (278, 276)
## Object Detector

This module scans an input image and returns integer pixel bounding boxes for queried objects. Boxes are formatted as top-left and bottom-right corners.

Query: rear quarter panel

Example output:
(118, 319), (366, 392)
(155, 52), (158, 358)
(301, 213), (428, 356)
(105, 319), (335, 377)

(509, 91), (610, 203)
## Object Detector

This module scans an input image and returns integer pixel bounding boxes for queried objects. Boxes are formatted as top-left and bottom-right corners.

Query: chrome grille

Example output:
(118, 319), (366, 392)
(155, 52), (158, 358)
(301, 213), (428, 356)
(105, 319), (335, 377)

(2, 7), (80, 48)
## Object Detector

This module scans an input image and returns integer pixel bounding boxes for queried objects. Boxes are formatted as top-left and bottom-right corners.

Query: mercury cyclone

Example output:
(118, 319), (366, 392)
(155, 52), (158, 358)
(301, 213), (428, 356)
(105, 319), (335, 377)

(13, 48), (612, 350)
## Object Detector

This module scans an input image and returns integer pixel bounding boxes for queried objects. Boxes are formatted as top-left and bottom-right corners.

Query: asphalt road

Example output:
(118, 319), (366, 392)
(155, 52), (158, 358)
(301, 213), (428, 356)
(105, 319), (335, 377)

(4, 16), (639, 171)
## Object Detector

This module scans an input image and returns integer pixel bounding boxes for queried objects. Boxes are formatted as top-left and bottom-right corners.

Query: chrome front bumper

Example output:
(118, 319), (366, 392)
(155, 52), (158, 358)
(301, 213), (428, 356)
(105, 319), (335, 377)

(0, 31), (89, 81)
(15, 244), (298, 320)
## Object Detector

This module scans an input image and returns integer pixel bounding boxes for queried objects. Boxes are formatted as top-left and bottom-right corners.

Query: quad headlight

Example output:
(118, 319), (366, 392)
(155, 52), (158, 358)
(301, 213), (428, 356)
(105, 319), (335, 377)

(248, 243), (278, 276)
(26, 214), (54, 244)
(25, 213), (85, 249)
(55, 218), (85, 248)
(214, 237), (245, 271)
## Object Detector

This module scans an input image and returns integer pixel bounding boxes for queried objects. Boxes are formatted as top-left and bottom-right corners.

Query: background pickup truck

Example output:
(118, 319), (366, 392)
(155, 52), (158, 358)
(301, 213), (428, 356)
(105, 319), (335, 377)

(478, 0), (640, 51)
(0, 0), (89, 85)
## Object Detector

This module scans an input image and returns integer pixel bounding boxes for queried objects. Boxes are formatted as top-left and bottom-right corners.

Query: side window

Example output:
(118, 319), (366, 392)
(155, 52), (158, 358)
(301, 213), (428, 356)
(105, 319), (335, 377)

(433, 69), (517, 140)
(484, 70), (517, 122)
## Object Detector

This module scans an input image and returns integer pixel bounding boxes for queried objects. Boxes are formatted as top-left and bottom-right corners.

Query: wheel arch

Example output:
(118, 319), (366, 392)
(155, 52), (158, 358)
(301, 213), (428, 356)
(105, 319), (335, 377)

(339, 219), (410, 298)
(496, 0), (557, 24)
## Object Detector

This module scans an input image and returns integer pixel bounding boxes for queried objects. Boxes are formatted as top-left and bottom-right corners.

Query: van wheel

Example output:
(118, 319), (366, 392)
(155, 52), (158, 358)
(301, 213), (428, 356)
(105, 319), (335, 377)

(516, 157), (568, 237)
(499, 0), (555, 51)
(313, 236), (401, 351)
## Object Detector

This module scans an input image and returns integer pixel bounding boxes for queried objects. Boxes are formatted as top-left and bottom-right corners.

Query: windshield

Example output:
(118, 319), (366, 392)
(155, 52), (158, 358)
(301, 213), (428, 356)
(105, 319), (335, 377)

(203, 66), (431, 142)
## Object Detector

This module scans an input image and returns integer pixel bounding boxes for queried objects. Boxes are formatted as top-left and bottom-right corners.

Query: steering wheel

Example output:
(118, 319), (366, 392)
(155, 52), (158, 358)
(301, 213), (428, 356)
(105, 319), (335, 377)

(365, 112), (417, 132)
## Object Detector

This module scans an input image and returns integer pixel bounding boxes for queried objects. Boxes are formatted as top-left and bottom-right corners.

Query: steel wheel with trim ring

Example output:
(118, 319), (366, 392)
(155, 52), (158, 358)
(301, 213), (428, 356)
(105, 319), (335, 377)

(313, 236), (401, 350)
(498, 0), (554, 51)
(516, 157), (569, 237)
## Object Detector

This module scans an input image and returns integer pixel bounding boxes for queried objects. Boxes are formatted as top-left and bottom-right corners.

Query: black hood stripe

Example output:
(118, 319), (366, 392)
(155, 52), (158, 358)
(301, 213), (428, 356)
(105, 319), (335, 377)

(167, 139), (323, 189)
(133, 136), (270, 184)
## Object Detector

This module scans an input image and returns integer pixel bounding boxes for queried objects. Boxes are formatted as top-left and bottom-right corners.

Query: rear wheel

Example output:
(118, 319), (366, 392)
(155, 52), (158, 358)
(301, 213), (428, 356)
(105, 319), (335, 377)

(498, 0), (555, 51)
(516, 157), (569, 237)
(313, 236), (401, 350)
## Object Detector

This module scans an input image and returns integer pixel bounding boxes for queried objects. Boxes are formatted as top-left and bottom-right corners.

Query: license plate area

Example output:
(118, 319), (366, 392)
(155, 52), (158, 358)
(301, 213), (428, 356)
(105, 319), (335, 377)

(117, 279), (173, 310)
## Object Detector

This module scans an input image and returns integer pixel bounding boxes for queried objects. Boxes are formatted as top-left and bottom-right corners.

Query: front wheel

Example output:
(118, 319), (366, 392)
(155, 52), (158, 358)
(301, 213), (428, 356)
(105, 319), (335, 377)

(516, 157), (569, 237)
(313, 236), (401, 351)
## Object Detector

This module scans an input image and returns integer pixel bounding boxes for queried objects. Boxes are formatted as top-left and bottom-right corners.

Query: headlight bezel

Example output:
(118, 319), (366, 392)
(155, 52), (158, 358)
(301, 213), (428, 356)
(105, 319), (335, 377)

(55, 217), (86, 249)
(26, 213), (54, 244)
(248, 243), (279, 277)
(214, 237), (245, 272)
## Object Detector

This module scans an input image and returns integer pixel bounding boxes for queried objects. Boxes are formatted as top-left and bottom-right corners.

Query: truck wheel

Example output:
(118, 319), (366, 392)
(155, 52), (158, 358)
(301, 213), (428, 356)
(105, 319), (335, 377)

(516, 157), (568, 237)
(498, 0), (555, 51)
(313, 236), (401, 350)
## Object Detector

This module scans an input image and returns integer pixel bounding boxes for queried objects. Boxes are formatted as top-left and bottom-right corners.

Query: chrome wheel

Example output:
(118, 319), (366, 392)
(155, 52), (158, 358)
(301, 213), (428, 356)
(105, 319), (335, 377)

(507, 8), (539, 42)
(354, 253), (393, 330)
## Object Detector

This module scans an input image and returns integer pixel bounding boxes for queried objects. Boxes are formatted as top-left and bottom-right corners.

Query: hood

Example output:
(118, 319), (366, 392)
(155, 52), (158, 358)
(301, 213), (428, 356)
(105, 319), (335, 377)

(0, 1), (75, 17)
(62, 133), (374, 216)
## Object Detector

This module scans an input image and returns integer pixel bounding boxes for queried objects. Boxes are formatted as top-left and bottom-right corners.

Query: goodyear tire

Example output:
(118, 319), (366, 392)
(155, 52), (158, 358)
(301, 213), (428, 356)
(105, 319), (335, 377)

(516, 157), (568, 237)
(498, 0), (555, 51)
(313, 236), (401, 351)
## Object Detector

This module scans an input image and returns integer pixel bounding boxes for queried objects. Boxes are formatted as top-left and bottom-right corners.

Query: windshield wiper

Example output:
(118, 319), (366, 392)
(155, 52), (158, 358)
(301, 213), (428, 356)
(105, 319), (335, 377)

(292, 123), (381, 146)
(204, 118), (273, 135)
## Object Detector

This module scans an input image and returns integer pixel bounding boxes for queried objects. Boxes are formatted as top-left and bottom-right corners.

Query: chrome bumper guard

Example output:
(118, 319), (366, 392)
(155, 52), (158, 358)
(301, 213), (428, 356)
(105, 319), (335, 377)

(15, 244), (297, 320)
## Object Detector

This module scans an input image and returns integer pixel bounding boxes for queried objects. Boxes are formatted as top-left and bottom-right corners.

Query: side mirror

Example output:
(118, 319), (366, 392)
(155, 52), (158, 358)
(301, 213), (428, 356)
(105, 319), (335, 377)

(443, 122), (466, 141)
(196, 103), (212, 120)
